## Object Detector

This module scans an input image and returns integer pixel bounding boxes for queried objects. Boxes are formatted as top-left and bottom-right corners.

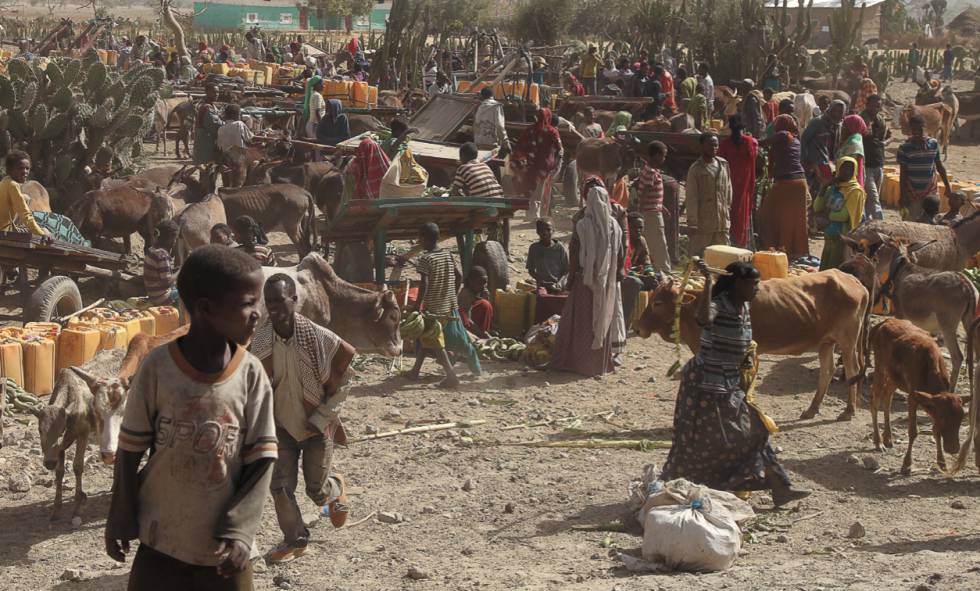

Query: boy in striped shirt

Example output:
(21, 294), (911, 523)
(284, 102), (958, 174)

(106, 246), (277, 590)
(405, 223), (482, 388)
(143, 220), (180, 305)
(451, 142), (503, 198)
(635, 141), (671, 273)
(897, 113), (952, 221)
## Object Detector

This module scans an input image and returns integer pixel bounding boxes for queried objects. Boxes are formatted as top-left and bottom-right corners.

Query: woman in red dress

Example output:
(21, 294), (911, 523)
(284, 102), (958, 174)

(718, 114), (758, 249)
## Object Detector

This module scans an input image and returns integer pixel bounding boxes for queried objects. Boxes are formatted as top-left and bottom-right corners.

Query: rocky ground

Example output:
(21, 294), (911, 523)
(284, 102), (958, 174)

(2, 80), (980, 590)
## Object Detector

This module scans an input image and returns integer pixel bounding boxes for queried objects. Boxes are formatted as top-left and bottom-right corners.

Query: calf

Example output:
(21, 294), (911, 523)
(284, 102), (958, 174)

(33, 349), (126, 521)
(868, 318), (962, 475)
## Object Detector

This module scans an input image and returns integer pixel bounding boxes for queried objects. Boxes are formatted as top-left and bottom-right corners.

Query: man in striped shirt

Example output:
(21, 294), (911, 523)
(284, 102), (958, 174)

(897, 113), (952, 221)
(635, 141), (671, 273)
(143, 220), (179, 305)
(450, 143), (503, 198)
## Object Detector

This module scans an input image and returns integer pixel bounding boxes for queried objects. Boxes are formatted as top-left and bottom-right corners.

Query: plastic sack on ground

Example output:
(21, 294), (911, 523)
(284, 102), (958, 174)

(633, 470), (754, 573)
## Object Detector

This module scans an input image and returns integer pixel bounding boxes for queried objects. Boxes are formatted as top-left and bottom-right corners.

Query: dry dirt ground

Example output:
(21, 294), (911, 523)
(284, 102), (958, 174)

(2, 80), (980, 590)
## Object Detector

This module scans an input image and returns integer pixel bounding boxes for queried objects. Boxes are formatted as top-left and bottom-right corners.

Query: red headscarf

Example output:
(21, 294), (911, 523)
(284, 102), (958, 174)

(842, 114), (868, 138)
(567, 73), (585, 96)
(510, 108), (562, 195)
(347, 37), (360, 55)
(348, 137), (391, 199)
(773, 114), (799, 138)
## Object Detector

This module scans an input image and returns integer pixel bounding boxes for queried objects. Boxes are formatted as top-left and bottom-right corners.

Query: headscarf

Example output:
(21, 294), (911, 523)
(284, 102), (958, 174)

(853, 78), (878, 112)
(302, 75), (323, 122)
(842, 113), (868, 138)
(510, 108), (562, 195)
(773, 114), (799, 138)
(576, 177), (623, 349)
(837, 114), (867, 186)
(567, 73), (585, 96)
(606, 111), (632, 135)
(835, 156), (866, 231)
(316, 99), (351, 145)
(347, 137), (390, 199)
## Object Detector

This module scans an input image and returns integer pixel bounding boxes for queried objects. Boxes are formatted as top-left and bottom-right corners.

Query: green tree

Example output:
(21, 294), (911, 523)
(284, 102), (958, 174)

(510, 0), (575, 45)
(307, 0), (376, 19)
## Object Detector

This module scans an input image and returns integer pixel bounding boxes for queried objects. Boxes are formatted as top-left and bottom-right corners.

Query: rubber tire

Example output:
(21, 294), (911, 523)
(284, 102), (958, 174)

(26, 275), (83, 323)
(473, 240), (509, 302)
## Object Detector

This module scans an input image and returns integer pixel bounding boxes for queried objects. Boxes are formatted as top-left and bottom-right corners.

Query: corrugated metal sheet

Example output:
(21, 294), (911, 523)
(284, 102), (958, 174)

(408, 94), (480, 142)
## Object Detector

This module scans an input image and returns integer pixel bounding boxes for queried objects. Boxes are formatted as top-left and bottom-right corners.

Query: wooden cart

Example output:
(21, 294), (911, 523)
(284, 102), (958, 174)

(0, 232), (134, 323)
(319, 197), (528, 284)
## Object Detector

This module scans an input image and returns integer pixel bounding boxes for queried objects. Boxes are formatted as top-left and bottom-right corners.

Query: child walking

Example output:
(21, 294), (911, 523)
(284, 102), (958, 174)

(405, 223), (482, 388)
(143, 220), (180, 305)
(106, 245), (278, 590)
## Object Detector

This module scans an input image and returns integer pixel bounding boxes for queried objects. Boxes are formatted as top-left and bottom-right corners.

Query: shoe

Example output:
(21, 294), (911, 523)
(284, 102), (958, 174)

(327, 474), (349, 528)
(771, 482), (811, 507)
(267, 541), (307, 564)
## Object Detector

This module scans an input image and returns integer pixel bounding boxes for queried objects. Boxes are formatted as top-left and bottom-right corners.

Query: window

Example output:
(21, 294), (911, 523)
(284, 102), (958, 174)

(245, 13), (258, 23)
(280, 13), (293, 24)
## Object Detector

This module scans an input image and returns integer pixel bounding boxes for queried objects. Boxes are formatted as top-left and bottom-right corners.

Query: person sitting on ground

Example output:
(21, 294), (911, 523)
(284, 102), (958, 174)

(450, 142), (503, 198)
(576, 106), (604, 139)
(916, 194), (941, 225)
(144, 220), (180, 306)
(939, 191), (967, 225)
(405, 223), (482, 388)
(627, 213), (651, 270)
(315, 99), (350, 146)
(210, 223), (237, 247)
(0, 151), (50, 238)
(105, 245), (276, 589)
(526, 218), (569, 294)
(233, 215), (276, 267)
(458, 266), (493, 339)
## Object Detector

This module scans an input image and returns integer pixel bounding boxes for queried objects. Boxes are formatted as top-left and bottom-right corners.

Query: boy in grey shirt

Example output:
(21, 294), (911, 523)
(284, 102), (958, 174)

(527, 218), (570, 293)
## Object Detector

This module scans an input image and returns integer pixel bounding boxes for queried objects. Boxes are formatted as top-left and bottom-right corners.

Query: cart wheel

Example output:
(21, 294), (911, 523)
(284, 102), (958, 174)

(473, 240), (510, 302)
(26, 276), (83, 323)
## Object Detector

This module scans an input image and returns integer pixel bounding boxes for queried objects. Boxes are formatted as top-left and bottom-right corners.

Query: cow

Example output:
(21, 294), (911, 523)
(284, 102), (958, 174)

(153, 97), (195, 158)
(635, 270), (869, 421)
(940, 85), (960, 132)
(867, 318), (963, 476)
(33, 349), (126, 521)
(793, 91), (818, 131)
(898, 102), (953, 158)
(66, 184), (175, 254)
(348, 114), (388, 137)
(261, 253), (402, 357)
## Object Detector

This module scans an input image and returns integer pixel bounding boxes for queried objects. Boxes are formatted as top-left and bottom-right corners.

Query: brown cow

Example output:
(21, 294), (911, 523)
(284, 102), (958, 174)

(899, 103), (953, 157)
(635, 270), (869, 420)
(576, 137), (625, 187)
(867, 318), (963, 475)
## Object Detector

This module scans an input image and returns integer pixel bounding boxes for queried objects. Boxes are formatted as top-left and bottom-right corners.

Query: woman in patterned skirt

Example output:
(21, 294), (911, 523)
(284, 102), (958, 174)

(660, 261), (810, 506)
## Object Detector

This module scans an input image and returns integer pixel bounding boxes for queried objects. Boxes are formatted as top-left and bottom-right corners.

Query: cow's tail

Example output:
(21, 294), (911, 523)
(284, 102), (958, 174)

(948, 317), (980, 475)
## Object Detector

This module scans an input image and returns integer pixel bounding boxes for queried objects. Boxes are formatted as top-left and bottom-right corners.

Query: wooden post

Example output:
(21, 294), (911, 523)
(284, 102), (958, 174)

(373, 231), (387, 285)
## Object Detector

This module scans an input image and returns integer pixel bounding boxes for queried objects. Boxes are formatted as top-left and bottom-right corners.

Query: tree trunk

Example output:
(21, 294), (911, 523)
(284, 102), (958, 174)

(160, 0), (189, 62)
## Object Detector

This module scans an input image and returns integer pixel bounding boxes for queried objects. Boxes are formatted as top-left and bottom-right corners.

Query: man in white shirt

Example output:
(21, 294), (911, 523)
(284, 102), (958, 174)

(473, 87), (510, 156)
(697, 63), (715, 116)
(216, 104), (255, 155)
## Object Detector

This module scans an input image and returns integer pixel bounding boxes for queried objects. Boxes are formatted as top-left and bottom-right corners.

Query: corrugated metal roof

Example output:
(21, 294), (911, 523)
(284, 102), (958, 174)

(767, 0), (885, 8)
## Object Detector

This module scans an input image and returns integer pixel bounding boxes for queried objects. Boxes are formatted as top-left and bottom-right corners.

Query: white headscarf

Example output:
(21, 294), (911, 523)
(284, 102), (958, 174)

(576, 182), (623, 349)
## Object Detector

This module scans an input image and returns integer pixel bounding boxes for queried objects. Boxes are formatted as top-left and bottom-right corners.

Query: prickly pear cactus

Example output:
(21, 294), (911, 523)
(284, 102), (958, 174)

(0, 56), (166, 207)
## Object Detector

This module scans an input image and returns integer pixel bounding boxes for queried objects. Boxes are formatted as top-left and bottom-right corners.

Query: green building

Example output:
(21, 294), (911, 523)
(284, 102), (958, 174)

(192, 0), (391, 31)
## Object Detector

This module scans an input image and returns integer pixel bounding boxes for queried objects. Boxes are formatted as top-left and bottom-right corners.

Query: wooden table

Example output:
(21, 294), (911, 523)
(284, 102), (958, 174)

(319, 197), (528, 283)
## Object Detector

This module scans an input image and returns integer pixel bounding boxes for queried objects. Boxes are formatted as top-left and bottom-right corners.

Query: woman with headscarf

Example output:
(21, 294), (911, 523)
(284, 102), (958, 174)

(303, 76), (325, 139)
(758, 115), (810, 258)
(510, 107), (563, 219)
(550, 176), (625, 377)
(316, 99), (351, 146)
(660, 260), (810, 507)
(606, 111), (632, 136)
(565, 72), (586, 97)
(836, 114), (868, 188)
(232, 215), (276, 266)
(814, 157), (865, 270)
(800, 99), (845, 197)
(718, 114), (758, 249)
(346, 136), (391, 199)
(741, 89), (767, 139)
(852, 77), (878, 113)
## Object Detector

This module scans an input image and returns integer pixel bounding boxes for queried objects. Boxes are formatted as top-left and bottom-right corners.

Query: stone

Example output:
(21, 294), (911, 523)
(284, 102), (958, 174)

(378, 511), (404, 524)
(70, 516), (82, 528)
(951, 500), (966, 510)
(422, 505), (436, 515)
(862, 456), (880, 471)
(576, 574), (585, 582)
(462, 479), (475, 492)
(846, 454), (860, 464)
(252, 558), (268, 574)
(776, 534), (788, 543)
(461, 547), (475, 556)
(847, 521), (866, 539)
(503, 502), (515, 514)
(273, 574), (290, 586)
(407, 566), (429, 580)
(365, 425), (379, 435)
(8, 472), (31, 493)
(60, 568), (83, 582)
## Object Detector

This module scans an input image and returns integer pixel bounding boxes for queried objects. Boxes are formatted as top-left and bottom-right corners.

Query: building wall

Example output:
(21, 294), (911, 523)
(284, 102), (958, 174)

(766, 5), (883, 48)
(309, 4), (391, 30)
(193, 2), (302, 31)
